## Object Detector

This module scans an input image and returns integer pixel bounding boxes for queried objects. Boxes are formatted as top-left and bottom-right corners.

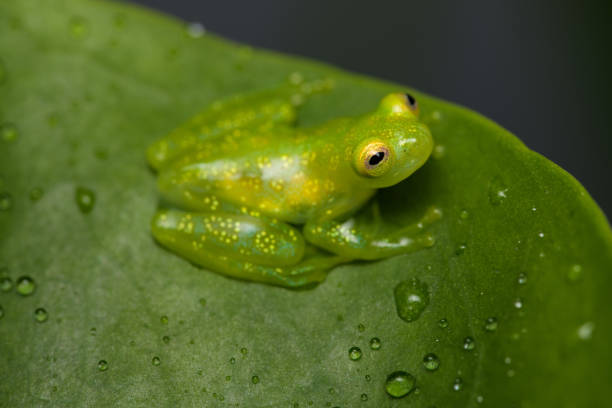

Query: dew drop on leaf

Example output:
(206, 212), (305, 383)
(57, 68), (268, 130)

(394, 278), (429, 323)
(459, 209), (470, 220)
(75, 187), (96, 213)
(488, 177), (508, 206)
(384, 371), (415, 398)
(251, 375), (259, 384)
(357, 323), (365, 332)
(0, 275), (13, 292)
(577, 321), (595, 340)
(16, 276), (36, 296)
(186, 22), (206, 38)
(69, 16), (88, 37)
(438, 318), (449, 328)
(423, 353), (440, 371)
(517, 272), (528, 285)
(360, 393), (368, 401)
(567, 264), (583, 283)
(162, 335), (170, 344)
(160, 315), (168, 324)
(513, 298), (524, 309)
(348, 346), (362, 361)
(34, 307), (48, 323)
(0, 122), (18, 142)
(0, 192), (13, 211)
(463, 336), (476, 351)
(97, 360), (108, 371)
(453, 377), (463, 391)
(29, 187), (44, 202)
(152, 356), (161, 366)
(369, 337), (381, 350)
(484, 317), (498, 332)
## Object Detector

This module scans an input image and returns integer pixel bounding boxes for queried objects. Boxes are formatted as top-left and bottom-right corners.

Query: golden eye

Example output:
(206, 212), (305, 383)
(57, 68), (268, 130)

(404, 93), (419, 114)
(356, 141), (392, 177)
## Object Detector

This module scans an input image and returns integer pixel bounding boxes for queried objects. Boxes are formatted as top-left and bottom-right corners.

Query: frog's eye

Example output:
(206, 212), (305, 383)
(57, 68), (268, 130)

(355, 141), (393, 177)
(404, 93), (419, 114)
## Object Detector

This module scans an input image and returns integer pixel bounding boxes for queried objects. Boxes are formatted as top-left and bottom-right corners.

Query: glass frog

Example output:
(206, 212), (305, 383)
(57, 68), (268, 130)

(147, 79), (440, 288)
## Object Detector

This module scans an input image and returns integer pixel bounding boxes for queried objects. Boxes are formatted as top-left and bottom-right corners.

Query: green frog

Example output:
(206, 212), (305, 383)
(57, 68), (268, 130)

(147, 79), (440, 288)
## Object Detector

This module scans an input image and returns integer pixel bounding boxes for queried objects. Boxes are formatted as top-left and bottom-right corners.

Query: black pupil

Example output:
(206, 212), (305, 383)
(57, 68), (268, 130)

(405, 93), (416, 107)
(368, 151), (385, 166)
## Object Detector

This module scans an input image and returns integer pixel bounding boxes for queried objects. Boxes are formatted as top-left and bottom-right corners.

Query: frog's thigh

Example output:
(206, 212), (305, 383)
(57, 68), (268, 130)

(152, 209), (346, 287)
(153, 209), (305, 267)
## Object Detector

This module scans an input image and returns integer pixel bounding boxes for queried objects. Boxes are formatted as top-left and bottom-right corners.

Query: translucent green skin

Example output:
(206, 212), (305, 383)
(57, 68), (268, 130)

(148, 82), (440, 288)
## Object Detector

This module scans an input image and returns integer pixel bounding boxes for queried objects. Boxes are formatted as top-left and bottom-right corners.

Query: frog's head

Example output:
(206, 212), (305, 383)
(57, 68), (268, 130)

(350, 93), (433, 188)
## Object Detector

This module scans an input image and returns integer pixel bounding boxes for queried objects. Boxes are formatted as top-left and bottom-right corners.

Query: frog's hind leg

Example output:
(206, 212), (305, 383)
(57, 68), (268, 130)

(152, 209), (346, 288)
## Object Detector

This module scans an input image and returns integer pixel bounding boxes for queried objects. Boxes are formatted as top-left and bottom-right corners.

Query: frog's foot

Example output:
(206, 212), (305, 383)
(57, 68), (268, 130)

(152, 209), (346, 288)
(304, 206), (442, 260)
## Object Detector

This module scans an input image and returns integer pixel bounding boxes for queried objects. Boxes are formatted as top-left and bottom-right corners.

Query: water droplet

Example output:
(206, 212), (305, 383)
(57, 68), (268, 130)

(0, 275), (13, 292)
(369, 337), (381, 350)
(504, 356), (512, 364)
(348, 346), (362, 361)
(423, 353), (440, 371)
(160, 315), (168, 324)
(452, 377), (463, 391)
(463, 336), (475, 351)
(97, 359), (108, 371)
(288, 72), (304, 85)
(90, 327), (96, 336)
(75, 186), (96, 213)
(488, 177), (508, 206)
(432, 144), (446, 159)
(513, 298), (524, 309)
(70, 16), (88, 37)
(229, 357), (236, 364)
(567, 264), (583, 283)
(484, 317), (498, 332)
(476, 395), (484, 403)
(162, 335), (170, 344)
(240, 347), (248, 356)
(29, 187), (44, 202)
(459, 209), (469, 220)
(577, 321), (595, 340)
(394, 278), (430, 323)
(384, 371), (416, 398)
(438, 318), (449, 328)
(537, 231), (545, 238)
(34, 307), (48, 323)
(0, 192), (13, 211)
(517, 272), (527, 285)
(225, 375), (231, 381)
(0, 59), (6, 84)
(251, 375), (259, 384)
(328, 387), (335, 394)
(360, 393), (368, 401)
(365, 374), (371, 382)
(1, 123), (18, 142)
(357, 323), (365, 332)
(186, 22), (206, 38)
(0, 305), (4, 319)
(455, 243), (467, 255)
(152, 356), (161, 366)
(16, 276), (36, 296)
(199, 297), (206, 307)
(507, 369), (516, 377)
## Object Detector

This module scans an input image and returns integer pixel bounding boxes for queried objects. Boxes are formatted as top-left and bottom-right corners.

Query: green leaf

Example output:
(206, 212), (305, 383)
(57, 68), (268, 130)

(1, 0), (610, 406)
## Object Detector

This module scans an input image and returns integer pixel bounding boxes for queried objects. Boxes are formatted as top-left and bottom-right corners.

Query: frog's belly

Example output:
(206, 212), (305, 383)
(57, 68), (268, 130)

(215, 176), (337, 224)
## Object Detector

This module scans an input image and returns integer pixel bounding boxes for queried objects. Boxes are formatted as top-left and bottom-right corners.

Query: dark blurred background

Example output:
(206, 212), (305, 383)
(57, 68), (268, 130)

(125, 0), (612, 217)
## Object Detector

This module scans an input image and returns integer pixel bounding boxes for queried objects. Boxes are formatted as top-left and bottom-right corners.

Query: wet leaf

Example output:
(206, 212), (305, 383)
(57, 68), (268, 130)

(0, 1), (610, 406)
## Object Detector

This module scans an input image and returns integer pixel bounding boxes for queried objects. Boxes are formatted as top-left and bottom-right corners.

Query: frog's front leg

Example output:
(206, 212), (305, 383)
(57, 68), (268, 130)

(304, 204), (442, 260)
(152, 209), (347, 288)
